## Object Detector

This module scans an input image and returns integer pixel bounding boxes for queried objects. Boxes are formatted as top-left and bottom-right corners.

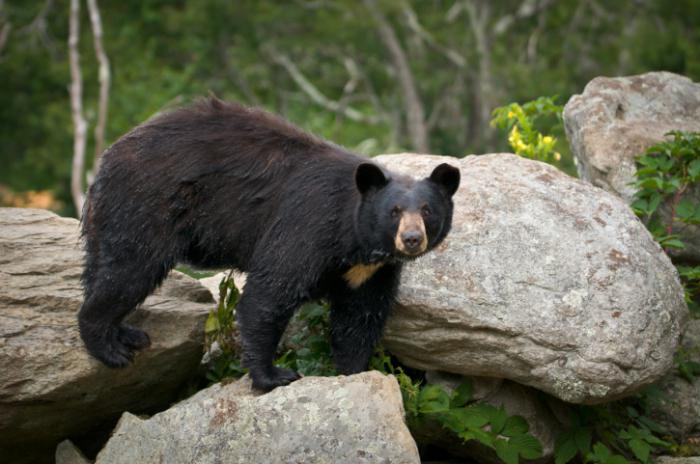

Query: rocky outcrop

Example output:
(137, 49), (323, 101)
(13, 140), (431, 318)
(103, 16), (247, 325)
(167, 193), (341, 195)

(657, 458), (700, 464)
(563, 71), (700, 262)
(376, 153), (687, 404)
(652, 318), (700, 439)
(0, 208), (214, 464)
(55, 440), (91, 464)
(95, 371), (419, 464)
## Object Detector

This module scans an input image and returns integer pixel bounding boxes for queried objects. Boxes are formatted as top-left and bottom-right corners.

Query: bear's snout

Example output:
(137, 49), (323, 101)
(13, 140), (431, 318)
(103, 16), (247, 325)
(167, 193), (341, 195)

(401, 230), (423, 252)
(394, 211), (427, 256)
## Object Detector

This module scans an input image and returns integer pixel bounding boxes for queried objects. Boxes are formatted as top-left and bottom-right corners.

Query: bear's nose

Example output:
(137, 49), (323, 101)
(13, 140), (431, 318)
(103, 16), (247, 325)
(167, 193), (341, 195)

(401, 231), (424, 251)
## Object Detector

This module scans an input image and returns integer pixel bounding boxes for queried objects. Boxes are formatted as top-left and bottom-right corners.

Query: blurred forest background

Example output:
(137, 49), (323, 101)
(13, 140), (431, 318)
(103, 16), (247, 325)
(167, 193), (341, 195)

(1, 0), (699, 217)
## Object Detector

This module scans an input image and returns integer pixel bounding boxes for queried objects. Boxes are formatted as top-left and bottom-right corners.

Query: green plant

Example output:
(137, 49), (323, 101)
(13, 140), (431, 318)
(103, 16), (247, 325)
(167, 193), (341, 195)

(631, 131), (700, 317)
(372, 349), (543, 464)
(553, 393), (671, 464)
(274, 301), (336, 376)
(490, 96), (564, 164)
(203, 271), (247, 382)
(203, 273), (337, 383)
(674, 346), (700, 383)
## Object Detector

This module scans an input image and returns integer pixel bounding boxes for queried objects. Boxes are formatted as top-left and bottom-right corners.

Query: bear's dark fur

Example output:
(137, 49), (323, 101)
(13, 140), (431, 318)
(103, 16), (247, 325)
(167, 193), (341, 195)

(78, 98), (460, 391)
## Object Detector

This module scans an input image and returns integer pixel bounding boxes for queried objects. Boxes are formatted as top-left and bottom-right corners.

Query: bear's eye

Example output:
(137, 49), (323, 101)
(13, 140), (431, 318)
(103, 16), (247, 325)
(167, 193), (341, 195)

(390, 206), (402, 218)
(421, 205), (431, 217)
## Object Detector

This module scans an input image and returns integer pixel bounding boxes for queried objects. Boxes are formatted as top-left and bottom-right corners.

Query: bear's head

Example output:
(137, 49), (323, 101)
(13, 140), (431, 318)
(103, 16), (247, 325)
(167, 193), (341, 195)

(354, 162), (460, 262)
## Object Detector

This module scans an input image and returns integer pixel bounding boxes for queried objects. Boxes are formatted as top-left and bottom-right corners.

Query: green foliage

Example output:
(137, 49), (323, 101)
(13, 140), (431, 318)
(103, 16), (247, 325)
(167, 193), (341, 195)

(203, 273), (336, 383)
(490, 97), (564, 164)
(274, 301), (336, 377)
(5, 1), (700, 216)
(553, 393), (671, 464)
(631, 131), (700, 317)
(674, 345), (700, 383)
(372, 349), (543, 464)
(204, 272), (245, 383)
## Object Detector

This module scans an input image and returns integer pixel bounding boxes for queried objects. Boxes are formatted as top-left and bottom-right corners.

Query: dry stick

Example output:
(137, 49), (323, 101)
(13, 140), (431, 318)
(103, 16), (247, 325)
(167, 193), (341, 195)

(86, 0), (110, 176)
(69, 0), (87, 216)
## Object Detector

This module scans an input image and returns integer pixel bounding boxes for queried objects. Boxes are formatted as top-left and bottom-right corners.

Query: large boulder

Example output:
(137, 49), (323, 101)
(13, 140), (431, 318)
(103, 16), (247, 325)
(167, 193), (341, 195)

(563, 71), (700, 262)
(94, 371), (419, 464)
(0, 208), (214, 464)
(376, 153), (687, 404)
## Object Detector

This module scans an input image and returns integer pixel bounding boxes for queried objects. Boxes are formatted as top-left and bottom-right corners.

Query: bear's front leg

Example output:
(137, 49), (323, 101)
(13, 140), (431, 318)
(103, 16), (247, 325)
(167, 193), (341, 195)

(330, 263), (401, 375)
(235, 280), (301, 391)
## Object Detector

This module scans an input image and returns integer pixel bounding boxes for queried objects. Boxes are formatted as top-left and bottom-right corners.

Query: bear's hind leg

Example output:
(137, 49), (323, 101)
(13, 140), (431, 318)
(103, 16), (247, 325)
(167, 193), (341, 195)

(79, 258), (171, 367)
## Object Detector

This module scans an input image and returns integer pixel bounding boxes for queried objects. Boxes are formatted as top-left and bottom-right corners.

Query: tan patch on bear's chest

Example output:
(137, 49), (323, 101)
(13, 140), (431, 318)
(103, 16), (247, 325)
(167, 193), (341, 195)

(343, 262), (384, 288)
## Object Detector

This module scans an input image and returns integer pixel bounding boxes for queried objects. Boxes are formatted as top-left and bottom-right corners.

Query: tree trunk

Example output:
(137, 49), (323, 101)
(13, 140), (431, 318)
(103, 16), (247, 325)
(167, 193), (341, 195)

(86, 0), (110, 176)
(69, 0), (87, 216)
(364, 0), (429, 153)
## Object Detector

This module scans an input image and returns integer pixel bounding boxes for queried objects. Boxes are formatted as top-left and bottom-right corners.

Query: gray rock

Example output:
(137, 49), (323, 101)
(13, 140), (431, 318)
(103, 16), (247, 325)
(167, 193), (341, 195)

(563, 71), (700, 262)
(652, 318), (700, 438)
(657, 457), (700, 464)
(375, 153), (687, 404)
(0, 208), (214, 464)
(55, 440), (92, 464)
(95, 371), (420, 464)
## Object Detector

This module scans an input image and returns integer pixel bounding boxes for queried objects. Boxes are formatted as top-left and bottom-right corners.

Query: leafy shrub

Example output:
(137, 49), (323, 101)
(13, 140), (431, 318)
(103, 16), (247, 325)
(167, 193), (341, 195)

(553, 396), (671, 464)
(491, 96), (564, 164)
(631, 130), (700, 317)
(371, 349), (543, 464)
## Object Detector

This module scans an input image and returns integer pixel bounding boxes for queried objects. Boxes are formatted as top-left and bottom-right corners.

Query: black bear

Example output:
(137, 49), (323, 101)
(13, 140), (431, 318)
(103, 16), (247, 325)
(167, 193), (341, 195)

(78, 98), (460, 391)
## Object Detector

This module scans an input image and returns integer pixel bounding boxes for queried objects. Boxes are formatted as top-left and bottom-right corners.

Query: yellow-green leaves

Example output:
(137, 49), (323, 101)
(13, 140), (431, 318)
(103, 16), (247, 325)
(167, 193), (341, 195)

(491, 96), (563, 164)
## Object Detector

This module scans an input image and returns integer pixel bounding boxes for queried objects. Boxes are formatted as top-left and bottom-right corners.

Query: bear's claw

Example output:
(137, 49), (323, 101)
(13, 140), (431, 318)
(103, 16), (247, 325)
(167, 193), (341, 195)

(81, 323), (150, 368)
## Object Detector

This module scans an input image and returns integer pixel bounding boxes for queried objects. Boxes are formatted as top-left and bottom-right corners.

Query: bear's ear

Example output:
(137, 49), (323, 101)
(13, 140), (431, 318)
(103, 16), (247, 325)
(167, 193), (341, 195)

(429, 163), (461, 197)
(355, 163), (388, 194)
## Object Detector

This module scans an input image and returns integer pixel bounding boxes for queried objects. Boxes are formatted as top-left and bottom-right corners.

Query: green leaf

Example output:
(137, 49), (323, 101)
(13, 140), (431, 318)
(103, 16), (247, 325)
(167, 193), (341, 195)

(204, 312), (220, 333)
(450, 380), (473, 408)
(418, 385), (451, 414)
(574, 427), (592, 453)
(648, 192), (663, 214)
(676, 198), (696, 220)
(459, 427), (495, 448)
(660, 237), (685, 249)
(495, 439), (519, 464)
(689, 159), (700, 180)
(502, 415), (529, 437)
(590, 442), (612, 461)
(488, 405), (508, 435)
(631, 198), (649, 215)
(628, 438), (650, 463)
(510, 434), (543, 459)
(638, 177), (664, 190)
(554, 431), (578, 464)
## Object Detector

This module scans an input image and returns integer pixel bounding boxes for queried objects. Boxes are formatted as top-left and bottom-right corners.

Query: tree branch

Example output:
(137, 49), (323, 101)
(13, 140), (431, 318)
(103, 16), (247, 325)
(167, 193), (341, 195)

(268, 48), (382, 124)
(363, 0), (429, 152)
(401, 1), (466, 68)
(493, 0), (557, 36)
(69, 0), (86, 216)
(86, 0), (109, 175)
